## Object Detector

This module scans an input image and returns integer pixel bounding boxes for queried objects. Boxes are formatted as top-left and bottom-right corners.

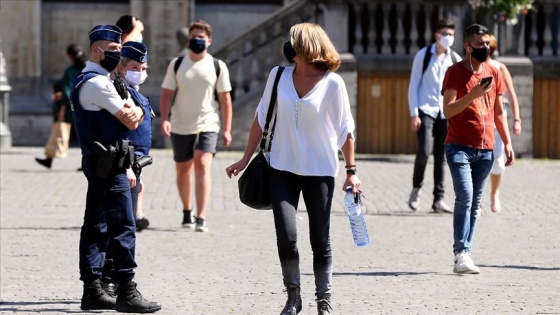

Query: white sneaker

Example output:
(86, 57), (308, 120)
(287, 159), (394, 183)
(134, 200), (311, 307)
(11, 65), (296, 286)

(408, 188), (422, 211)
(453, 252), (480, 274)
(432, 200), (453, 213)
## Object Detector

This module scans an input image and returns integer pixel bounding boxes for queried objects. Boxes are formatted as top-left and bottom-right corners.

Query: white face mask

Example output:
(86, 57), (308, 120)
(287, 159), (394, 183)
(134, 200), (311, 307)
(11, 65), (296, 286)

(438, 35), (454, 49)
(125, 70), (148, 86)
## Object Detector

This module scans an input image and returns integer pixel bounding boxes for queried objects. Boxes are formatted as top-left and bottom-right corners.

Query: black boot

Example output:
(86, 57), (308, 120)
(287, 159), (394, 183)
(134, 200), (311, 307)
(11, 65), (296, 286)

(102, 281), (118, 298)
(115, 280), (162, 313)
(316, 294), (332, 315)
(80, 279), (116, 310)
(280, 286), (302, 315)
(35, 157), (53, 169)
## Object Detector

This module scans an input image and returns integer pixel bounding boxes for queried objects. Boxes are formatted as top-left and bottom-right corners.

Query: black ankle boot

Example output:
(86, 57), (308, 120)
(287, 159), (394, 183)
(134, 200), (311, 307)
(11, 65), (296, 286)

(35, 157), (53, 169)
(80, 279), (116, 310)
(115, 280), (162, 313)
(280, 286), (302, 315)
(102, 281), (117, 298)
(316, 294), (332, 315)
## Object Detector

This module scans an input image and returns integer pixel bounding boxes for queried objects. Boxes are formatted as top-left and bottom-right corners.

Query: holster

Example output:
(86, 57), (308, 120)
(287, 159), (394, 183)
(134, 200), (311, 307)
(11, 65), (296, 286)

(132, 155), (153, 174)
(114, 140), (134, 170)
(91, 140), (134, 179)
(91, 141), (117, 179)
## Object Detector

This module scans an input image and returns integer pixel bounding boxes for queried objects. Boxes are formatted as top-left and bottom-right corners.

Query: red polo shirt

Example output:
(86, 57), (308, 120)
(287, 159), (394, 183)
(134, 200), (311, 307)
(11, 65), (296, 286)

(442, 61), (506, 150)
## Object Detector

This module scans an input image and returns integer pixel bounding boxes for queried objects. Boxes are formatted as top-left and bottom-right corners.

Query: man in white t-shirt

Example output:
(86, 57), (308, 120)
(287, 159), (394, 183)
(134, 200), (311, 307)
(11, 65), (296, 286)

(159, 20), (232, 232)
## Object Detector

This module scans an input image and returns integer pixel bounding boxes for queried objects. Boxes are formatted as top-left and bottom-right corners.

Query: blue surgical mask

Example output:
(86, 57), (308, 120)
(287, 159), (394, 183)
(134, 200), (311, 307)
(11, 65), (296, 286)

(137, 33), (143, 43)
(189, 38), (206, 54)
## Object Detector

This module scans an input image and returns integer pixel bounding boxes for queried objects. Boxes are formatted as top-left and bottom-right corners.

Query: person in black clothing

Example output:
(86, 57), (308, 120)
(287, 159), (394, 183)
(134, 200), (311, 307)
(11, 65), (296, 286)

(35, 44), (86, 169)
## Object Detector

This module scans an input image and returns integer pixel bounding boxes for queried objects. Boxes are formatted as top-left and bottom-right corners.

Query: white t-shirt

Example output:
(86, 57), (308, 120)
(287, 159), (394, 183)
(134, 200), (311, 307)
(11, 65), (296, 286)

(78, 61), (133, 113)
(161, 53), (232, 135)
(256, 66), (355, 177)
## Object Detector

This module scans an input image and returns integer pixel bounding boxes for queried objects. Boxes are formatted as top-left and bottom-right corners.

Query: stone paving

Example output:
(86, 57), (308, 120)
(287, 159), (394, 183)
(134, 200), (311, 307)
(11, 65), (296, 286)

(1, 147), (559, 314)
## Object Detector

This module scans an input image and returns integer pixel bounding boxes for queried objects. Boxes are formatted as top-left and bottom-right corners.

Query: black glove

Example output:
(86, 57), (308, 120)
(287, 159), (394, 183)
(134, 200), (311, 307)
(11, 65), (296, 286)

(113, 75), (128, 100)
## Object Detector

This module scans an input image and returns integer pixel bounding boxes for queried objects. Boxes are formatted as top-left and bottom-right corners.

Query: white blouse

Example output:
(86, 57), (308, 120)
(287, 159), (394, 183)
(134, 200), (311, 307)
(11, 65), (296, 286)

(256, 66), (355, 177)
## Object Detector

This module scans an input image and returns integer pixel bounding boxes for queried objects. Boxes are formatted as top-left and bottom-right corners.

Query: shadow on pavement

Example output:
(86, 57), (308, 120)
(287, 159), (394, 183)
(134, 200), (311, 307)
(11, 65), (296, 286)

(318, 271), (436, 277)
(0, 300), (90, 313)
(0, 227), (80, 231)
(478, 264), (560, 271)
(7, 169), (81, 174)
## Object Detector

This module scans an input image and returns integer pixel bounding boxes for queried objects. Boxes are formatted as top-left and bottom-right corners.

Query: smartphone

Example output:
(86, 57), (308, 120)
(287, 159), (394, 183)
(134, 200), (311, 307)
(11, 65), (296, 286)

(480, 76), (493, 86)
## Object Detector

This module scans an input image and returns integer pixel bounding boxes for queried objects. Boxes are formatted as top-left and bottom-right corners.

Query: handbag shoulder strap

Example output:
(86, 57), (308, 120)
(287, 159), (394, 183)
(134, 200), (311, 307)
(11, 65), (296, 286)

(260, 66), (285, 151)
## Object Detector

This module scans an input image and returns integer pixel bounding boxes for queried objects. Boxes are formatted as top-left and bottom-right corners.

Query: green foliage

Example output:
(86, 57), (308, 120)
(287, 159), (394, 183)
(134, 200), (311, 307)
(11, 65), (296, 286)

(469, 0), (533, 22)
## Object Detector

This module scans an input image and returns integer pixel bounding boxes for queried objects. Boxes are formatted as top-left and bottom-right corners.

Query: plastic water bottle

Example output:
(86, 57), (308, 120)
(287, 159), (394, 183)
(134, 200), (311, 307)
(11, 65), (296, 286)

(344, 188), (370, 248)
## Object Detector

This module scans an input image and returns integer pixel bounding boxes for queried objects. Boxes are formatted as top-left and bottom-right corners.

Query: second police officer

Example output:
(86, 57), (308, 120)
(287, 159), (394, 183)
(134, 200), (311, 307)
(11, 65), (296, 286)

(115, 41), (154, 231)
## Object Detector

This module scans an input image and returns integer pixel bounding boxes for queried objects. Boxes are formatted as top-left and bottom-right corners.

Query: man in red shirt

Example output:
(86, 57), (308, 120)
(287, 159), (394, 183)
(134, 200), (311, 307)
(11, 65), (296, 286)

(442, 24), (514, 274)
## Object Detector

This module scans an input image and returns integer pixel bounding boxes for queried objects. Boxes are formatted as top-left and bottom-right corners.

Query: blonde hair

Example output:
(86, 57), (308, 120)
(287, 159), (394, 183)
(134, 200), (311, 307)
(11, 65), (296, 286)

(488, 34), (498, 56)
(289, 23), (340, 71)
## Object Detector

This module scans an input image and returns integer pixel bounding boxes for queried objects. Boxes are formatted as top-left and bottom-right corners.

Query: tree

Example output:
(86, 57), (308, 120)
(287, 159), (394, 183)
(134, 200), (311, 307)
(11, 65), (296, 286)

(469, 0), (533, 24)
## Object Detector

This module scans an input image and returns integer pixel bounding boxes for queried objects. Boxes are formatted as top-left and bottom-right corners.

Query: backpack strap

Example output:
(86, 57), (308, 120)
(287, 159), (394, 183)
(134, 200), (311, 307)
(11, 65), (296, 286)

(173, 56), (222, 101)
(260, 66), (285, 152)
(173, 56), (184, 74)
(421, 44), (458, 77)
(421, 44), (433, 76)
(213, 57), (220, 101)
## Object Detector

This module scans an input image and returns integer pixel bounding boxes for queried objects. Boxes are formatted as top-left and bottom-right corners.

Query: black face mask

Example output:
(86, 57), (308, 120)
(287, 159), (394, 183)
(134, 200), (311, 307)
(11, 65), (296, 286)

(468, 44), (489, 63)
(283, 41), (296, 63)
(99, 49), (121, 72)
(189, 38), (206, 54)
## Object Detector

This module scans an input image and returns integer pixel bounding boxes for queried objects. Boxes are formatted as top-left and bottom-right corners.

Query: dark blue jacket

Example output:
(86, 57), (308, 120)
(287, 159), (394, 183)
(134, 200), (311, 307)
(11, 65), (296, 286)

(126, 86), (152, 156)
(71, 71), (131, 157)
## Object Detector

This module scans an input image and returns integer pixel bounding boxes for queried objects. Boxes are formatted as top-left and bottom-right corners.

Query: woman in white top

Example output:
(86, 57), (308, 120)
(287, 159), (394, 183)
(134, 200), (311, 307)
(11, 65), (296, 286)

(226, 22), (360, 315)
(487, 34), (522, 213)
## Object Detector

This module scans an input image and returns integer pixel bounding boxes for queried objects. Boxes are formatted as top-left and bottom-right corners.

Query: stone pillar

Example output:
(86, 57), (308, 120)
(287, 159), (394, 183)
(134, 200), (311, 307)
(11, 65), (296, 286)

(129, 0), (191, 97)
(129, 0), (191, 149)
(338, 53), (358, 143)
(497, 56), (534, 157)
(0, 47), (12, 151)
(319, 3), (349, 53)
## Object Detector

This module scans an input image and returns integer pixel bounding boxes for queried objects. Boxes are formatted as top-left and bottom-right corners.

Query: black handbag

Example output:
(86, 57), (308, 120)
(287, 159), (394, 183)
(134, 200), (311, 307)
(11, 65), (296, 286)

(238, 66), (285, 210)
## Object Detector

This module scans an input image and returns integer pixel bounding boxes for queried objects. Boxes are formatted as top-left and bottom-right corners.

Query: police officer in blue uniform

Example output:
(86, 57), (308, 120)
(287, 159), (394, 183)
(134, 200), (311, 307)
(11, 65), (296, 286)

(116, 41), (153, 232)
(71, 24), (161, 313)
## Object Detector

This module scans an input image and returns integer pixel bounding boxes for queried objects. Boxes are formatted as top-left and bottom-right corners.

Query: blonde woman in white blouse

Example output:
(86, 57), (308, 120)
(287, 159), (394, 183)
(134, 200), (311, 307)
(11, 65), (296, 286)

(226, 23), (360, 315)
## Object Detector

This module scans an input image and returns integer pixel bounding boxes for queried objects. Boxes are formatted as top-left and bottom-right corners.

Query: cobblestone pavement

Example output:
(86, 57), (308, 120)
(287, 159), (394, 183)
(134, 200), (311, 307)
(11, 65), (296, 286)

(1, 147), (559, 314)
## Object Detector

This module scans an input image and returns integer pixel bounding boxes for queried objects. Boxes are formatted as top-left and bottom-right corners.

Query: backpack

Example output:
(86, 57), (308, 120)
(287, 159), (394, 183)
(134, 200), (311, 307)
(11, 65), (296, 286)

(174, 56), (221, 101)
(422, 44), (458, 76)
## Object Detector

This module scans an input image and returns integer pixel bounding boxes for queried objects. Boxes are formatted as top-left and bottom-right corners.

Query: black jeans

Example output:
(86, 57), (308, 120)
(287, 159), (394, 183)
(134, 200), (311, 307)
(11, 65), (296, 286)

(269, 168), (334, 298)
(412, 110), (448, 201)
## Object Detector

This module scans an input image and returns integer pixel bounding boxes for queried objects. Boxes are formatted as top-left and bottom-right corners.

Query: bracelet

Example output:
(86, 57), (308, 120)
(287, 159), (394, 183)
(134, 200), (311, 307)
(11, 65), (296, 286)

(345, 164), (356, 169)
(514, 119), (521, 123)
(346, 168), (357, 175)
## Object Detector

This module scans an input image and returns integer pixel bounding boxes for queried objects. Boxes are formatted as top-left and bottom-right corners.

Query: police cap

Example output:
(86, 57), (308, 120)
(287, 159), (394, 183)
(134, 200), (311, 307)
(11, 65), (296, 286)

(121, 41), (148, 63)
(89, 25), (122, 45)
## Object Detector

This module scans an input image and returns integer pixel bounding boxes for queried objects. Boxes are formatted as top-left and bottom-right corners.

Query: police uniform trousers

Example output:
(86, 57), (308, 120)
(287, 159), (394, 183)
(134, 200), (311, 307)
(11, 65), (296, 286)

(79, 156), (137, 283)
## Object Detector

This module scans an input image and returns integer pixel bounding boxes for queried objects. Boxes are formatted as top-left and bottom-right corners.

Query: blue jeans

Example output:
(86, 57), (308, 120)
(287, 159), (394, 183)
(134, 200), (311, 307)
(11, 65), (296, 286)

(445, 144), (494, 254)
